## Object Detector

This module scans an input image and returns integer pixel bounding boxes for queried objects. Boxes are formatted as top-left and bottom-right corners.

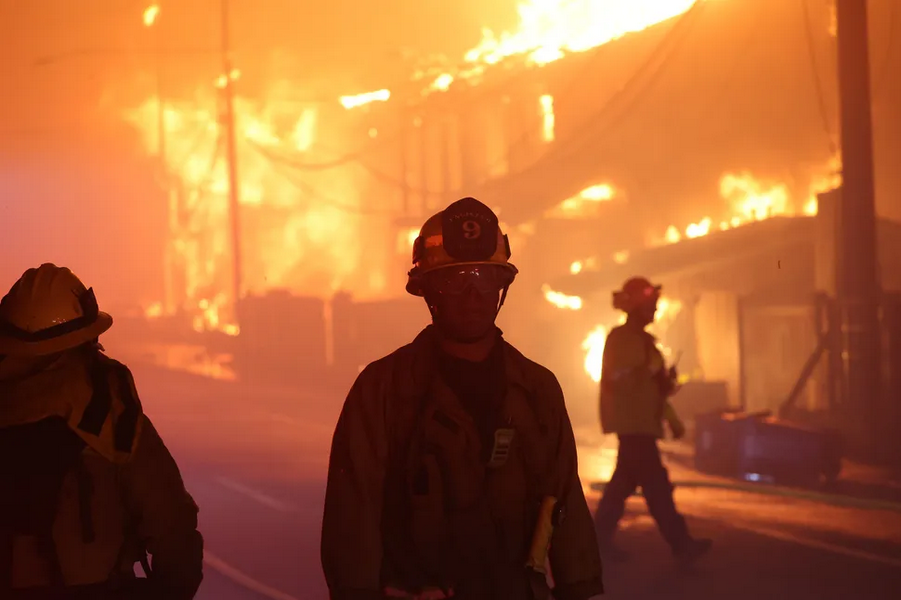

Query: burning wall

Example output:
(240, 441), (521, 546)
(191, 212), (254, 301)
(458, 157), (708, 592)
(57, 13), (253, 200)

(121, 0), (894, 341)
(125, 88), (396, 332)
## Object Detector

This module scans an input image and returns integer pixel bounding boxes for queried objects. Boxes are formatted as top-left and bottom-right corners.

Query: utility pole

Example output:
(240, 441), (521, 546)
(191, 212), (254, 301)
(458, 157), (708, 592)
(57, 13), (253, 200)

(834, 0), (882, 456)
(147, 5), (178, 317)
(399, 106), (410, 215)
(144, 4), (181, 317)
(220, 0), (244, 318)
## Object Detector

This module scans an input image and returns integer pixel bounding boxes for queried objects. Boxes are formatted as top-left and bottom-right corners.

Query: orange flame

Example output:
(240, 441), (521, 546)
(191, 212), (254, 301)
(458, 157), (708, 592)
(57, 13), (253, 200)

(539, 94), (556, 142)
(547, 183), (616, 218)
(465, 0), (698, 72)
(143, 5), (159, 27)
(582, 296), (682, 383)
(126, 88), (386, 333)
(339, 89), (390, 109)
(344, 0), (698, 103)
(654, 164), (841, 246)
(542, 284), (583, 310)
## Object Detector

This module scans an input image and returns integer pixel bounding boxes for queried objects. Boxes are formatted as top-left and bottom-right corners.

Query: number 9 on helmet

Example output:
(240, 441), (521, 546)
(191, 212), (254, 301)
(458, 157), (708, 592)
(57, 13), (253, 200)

(406, 197), (518, 297)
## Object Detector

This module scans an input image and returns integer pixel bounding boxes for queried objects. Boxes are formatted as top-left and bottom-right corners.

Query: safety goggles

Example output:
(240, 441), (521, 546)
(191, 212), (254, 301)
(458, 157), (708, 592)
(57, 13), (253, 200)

(423, 264), (511, 296)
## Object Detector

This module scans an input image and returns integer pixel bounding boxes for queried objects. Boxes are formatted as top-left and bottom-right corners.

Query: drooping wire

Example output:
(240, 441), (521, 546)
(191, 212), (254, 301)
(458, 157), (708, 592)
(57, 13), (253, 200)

(802, 0), (839, 156)
(549, 0), (706, 164)
(265, 0), (707, 197)
(250, 143), (401, 217)
(462, 0), (705, 193)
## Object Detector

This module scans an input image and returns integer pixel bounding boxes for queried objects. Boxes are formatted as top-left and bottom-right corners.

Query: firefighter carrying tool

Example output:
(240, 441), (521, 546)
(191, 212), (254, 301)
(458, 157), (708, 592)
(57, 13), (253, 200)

(594, 277), (711, 563)
(321, 198), (604, 600)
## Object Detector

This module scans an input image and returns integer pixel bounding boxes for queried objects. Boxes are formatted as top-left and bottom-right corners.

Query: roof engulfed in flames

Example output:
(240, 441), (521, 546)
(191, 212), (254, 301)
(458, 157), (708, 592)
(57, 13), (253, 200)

(345, 0), (700, 106)
(544, 156), (841, 312)
(126, 0), (845, 342)
(653, 160), (840, 247)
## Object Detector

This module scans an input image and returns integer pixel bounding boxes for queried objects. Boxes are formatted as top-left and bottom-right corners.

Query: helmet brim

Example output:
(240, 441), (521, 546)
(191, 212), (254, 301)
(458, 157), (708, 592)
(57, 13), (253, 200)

(0, 312), (113, 357)
(406, 262), (518, 297)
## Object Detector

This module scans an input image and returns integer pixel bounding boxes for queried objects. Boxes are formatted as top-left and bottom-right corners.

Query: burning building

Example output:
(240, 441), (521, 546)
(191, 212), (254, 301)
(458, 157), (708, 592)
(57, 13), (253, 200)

(120, 0), (900, 420)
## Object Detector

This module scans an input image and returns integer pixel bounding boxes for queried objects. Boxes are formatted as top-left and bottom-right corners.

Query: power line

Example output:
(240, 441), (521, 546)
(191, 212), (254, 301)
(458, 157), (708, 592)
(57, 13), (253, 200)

(248, 138), (394, 171)
(250, 143), (401, 217)
(167, 1), (706, 204)
(284, 1), (706, 198)
(463, 0), (706, 192)
(253, 139), (434, 196)
(802, 0), (839, 156)
(265, 2), (705, 191)
(557, 0), (704, 160)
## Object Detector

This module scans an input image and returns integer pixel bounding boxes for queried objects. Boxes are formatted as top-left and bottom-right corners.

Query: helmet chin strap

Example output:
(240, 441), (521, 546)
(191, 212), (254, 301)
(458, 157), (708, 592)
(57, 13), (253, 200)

(425, 286), (509, 345)
(426, 284), (510, 320)
(496, 284), (510, 316)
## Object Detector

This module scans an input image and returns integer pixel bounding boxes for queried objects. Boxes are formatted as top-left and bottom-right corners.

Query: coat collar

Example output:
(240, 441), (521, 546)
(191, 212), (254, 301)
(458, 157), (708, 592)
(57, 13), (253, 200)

(407, 325), (530, 393)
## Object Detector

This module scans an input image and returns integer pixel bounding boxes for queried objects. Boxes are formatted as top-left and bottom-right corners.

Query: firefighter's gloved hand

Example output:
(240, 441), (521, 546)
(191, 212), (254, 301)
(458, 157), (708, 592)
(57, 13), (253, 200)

(667, 366), (681, 395)
(669, 365), (678, 381)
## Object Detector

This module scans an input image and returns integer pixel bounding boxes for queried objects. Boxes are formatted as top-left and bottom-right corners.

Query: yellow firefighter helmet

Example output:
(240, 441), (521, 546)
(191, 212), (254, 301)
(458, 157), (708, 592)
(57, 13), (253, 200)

(0, 263), (113, 357)
(406, 197), (518, 297)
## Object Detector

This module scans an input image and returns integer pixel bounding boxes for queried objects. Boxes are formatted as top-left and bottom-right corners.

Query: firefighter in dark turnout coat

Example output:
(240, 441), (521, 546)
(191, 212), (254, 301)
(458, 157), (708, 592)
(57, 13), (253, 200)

(321, 198), (604, 600)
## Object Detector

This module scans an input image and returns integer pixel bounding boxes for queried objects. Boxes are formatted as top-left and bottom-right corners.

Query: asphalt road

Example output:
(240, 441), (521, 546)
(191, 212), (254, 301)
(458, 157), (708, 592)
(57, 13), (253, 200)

(129, 364), (901, 600)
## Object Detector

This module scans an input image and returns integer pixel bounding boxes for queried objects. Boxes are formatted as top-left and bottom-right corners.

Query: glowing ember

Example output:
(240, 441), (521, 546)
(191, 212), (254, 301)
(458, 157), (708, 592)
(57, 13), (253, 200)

(215, 69), (242, 89)
(339, 89), (391, 109)
(664, 225), (682, 244)
(612, 250), (630, 264)
(581, 184), (616, 201)
(570, 257), (599, 274)
(547, 183), (616, 218)
(539, 94), (556, 142)
(685, 217), (712, 239)
(145, 301), (163, 318)
(543, 284), (583, 310)
(143, 5), (159, 27)
(431, 74), (455, 92)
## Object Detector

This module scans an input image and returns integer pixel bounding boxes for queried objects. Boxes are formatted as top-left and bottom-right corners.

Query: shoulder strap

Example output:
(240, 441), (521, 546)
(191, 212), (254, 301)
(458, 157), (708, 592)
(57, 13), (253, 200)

(77, 354), (141, 455)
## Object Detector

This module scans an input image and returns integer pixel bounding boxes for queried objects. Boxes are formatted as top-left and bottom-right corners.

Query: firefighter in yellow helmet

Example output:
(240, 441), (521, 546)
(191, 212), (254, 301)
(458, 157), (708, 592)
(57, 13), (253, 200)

(322, 198), (603, 600)
(0, 264), (203, 598)
(594, 277), (711, 563)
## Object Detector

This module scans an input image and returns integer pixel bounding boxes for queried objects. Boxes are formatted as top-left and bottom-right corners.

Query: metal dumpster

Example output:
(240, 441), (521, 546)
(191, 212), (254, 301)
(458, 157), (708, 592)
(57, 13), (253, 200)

(695, 410), (843, 486)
